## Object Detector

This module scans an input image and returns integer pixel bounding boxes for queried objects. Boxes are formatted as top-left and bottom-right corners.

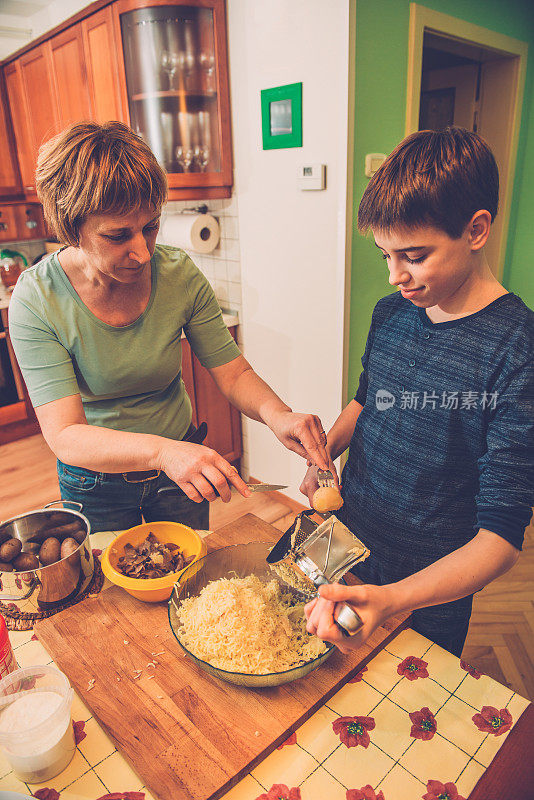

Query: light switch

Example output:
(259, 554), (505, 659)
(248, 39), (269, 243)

(365, 153), (386, 177)
(298, 164), (326, 190)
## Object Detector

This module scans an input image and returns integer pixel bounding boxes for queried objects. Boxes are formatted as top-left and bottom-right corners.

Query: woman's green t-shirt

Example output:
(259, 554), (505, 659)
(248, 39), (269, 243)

(8, 244), (241, 441)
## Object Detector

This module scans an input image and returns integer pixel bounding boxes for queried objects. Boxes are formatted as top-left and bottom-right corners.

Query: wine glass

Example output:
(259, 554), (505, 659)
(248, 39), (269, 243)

(161, 50), (180, 90)
(193, 145), (210, 172)
(199, 52), (215, 75)
(176, 146), (194, 172)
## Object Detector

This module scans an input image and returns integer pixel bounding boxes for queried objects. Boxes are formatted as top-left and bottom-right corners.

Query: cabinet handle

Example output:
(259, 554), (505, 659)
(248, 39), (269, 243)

(26, 220), (37, 229)
(0, 223), (7, 231)
(24, 186), (35, 192)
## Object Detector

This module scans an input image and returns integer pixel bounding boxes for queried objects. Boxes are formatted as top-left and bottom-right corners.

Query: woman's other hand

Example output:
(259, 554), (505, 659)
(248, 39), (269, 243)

(266, 409), (330, 469)
(304, 582), (393, 654)
(160, 441), (251, 503)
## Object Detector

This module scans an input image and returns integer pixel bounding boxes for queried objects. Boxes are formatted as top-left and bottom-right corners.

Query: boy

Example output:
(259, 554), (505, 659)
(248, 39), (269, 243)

(301, 127), (533, 657)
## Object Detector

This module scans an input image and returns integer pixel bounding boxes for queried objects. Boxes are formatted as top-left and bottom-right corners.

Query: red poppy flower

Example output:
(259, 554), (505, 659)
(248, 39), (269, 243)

(472, 705), (513, 736)
(348, 666), (368, 683)
(31, 632), (38, 641)
(346, 786), (385, 800)
(255, 785), (301, 800)
(422, 779), (465, 800)
(93, 548), (102, 558)
(15, 576), (22, 590)
(33, 790), (61, 800)
(409, 707), (437, 740)
(95, 794), (145, 800)
(73, 719), (86, 744)
(332, 715), (375, 748)
(277, 731), (297, 749)
(397, 655), (429, 681)
(460, 660), (481, 679)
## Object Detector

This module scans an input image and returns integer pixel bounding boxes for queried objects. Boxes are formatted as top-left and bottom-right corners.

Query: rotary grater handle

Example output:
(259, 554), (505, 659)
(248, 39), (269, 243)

(314, 575), (363, 636)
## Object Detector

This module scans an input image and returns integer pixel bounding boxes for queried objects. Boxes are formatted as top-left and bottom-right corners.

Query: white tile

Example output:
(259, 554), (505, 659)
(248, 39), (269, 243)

(214, 283), (229, 305)
(227, 259), (241, 282)
(225, 239), (241, 261)
(221, 216), (239, 239)
(228, 282), (242, 306)
(214, 259), (228, 281)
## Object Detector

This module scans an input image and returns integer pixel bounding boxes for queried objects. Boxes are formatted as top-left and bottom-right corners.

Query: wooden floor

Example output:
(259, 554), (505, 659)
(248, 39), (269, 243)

(2, 434), (533, 701)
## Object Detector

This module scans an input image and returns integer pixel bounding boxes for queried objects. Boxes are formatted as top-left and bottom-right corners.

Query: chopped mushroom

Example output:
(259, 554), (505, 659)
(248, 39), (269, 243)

(116, 532), (194, 579)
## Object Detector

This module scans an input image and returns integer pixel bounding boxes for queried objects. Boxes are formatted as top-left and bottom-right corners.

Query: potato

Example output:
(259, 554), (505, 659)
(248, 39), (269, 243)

(0, 561), (14, 572)
(70, 528), (87, 544)
(312, 486), (344, 514)
(39, 537), (61, 566)
(0, 538), (22, 563)
(60, 537), (79, 560)
(13, 552), (40, 572)
(22, 542), (41, 555)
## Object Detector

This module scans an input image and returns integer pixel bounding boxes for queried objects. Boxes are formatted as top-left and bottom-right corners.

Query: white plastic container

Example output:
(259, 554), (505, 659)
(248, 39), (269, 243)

(0, 665), (75, 783)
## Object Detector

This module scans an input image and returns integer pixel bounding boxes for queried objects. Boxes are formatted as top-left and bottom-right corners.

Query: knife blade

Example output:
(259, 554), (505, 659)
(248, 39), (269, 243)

(157, 482), (288, 496)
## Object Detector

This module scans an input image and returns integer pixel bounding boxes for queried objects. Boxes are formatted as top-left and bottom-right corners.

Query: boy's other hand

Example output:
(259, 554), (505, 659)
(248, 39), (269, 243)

(304, 582), (392, 654)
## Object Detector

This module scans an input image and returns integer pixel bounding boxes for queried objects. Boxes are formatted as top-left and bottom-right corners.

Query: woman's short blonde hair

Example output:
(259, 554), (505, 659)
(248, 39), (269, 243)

(36, 121), (168, 246)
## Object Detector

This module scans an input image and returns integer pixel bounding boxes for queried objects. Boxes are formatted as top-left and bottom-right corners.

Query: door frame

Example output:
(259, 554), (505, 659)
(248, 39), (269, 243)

(406, 3), (528, 279)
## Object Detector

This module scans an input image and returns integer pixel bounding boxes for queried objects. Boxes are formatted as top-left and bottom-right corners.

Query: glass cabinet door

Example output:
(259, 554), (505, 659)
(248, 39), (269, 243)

(120, 5), (222, 178)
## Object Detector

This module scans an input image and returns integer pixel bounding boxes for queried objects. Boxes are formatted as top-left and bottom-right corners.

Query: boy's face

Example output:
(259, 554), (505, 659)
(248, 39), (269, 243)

(373, 224), (477, 310)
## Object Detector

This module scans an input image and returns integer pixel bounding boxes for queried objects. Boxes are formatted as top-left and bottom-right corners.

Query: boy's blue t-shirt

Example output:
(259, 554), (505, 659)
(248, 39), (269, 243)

(342, 291), (533, 565)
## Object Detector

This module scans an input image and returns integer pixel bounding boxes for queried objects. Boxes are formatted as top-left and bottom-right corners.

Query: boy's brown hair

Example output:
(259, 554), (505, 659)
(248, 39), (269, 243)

(36, 121), (168, 246)
(357, 127), (499, 239)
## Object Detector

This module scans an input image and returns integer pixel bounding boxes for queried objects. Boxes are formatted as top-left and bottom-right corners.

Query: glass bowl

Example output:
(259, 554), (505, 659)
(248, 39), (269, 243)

(168, 541), (334, 687)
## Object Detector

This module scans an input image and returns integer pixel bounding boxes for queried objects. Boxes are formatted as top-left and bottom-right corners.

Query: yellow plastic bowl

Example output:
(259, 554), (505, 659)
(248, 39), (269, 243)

(101, 521), (206, 602)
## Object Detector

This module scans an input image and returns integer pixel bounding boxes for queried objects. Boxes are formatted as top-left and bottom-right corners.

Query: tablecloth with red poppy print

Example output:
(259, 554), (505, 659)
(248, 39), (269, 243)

(0, 533), (530, 800)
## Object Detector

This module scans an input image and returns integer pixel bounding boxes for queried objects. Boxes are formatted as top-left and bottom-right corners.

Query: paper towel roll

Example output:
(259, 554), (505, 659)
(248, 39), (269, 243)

(161, 213), (220, 254)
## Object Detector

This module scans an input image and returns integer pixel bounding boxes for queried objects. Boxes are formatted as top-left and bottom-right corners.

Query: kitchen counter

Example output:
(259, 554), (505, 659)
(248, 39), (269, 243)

(2, 527), (532, 800)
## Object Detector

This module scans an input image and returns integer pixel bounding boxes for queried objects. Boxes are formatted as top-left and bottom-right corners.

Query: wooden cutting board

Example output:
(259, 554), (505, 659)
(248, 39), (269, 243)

(36, 513), (410, 800)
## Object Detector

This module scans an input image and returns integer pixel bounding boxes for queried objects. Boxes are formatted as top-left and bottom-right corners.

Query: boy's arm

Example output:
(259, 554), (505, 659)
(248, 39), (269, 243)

(300, 400), (363, 502)
(305, 527), (520, 653)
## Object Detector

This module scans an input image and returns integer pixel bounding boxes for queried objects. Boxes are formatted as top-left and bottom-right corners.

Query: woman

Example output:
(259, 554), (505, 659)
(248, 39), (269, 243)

(9, 121), (329, 532)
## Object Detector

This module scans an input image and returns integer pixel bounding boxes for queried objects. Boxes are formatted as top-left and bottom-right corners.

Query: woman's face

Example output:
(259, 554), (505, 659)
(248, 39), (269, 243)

(76, 207), (161, 283)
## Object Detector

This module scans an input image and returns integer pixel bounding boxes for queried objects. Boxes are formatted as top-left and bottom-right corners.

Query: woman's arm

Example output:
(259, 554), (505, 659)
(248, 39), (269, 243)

(305, 528), (520, 653)
(208, 355), (330, 469)
(35, 394), (251, 503)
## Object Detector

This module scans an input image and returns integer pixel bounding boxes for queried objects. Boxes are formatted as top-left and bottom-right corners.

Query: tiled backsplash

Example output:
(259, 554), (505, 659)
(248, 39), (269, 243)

(158, 196), (243, 322)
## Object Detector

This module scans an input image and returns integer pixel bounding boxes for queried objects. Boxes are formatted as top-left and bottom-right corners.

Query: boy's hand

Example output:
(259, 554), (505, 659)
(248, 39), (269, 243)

(304, 582), (392, 654)
(299, 458), (340, 506)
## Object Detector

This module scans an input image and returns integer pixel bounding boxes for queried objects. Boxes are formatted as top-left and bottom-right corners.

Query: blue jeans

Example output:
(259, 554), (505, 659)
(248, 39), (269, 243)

(57, 460), (209, 533)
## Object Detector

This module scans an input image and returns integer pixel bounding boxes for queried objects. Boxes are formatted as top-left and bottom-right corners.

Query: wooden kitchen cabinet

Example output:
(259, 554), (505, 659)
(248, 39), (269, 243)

(0, 307), (39, 444)
(81, 5), (124, 123)
(0, 206), (18, 243)
(0, 71), (22, 197)
(3, 61), (35, 194)
(49, 24), (92, 130)
(12, 203), (46, 241)
(18, 45), (59, 195)
(113, 0), (233, 199)
(179, 330), (241, 466)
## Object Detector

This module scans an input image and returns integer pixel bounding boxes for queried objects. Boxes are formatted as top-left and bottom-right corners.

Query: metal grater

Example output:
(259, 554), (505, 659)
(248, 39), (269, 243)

(266, 509), (370, 635)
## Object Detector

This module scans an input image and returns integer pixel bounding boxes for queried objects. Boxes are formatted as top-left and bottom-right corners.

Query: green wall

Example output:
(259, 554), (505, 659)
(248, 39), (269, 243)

(348, 0), (534, 398)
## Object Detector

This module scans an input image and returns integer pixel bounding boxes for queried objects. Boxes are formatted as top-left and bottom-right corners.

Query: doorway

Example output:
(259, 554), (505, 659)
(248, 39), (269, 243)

(406, 4), (528, 279)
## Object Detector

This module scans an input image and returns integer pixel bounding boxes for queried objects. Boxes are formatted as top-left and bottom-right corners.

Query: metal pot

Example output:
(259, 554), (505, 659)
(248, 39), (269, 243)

(0, 500), (93, 615)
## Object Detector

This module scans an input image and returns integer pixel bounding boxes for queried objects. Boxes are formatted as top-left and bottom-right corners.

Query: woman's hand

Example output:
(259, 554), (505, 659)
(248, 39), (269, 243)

(304, 582), (394, 654)
(160, 441), (251, 503)
(265, 409), (330, 469)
